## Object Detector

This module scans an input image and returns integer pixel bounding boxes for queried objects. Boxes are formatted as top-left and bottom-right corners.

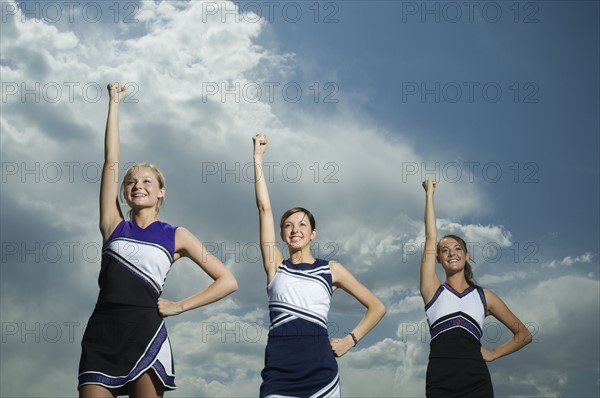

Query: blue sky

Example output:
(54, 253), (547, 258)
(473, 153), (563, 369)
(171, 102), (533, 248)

(1, 1), (598, 397)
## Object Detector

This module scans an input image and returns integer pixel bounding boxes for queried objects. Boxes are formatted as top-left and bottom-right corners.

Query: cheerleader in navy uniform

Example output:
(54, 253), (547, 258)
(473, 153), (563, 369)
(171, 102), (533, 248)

(78, 83), (238, 398)
(252, 133), (386, 397)
(420, 179), (532, 397)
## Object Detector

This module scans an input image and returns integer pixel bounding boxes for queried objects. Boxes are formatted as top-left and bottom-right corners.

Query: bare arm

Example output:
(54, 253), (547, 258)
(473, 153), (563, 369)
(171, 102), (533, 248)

(157, 227), (238, 316)
(99, 83), (126, 241)
(330, 261), (386, 357)
(252, 134), (283, 283)
(481, 289), (532, 361)
(420, 179), (441, 304)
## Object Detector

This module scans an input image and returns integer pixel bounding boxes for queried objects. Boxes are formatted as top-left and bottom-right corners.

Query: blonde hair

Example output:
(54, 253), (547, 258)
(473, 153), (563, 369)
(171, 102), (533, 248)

(120, 162), (166, 218)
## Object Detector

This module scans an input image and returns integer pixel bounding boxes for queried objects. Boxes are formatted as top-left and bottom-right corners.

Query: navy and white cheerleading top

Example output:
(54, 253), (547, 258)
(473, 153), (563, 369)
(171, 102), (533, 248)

(78, 220), (177, 393)
(425, 283), (488, 359)
(267, 258), (334, 337)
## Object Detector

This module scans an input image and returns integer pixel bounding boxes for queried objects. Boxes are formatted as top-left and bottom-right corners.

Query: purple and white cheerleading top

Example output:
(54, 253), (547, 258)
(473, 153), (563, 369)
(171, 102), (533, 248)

(78, 220), (177, 393)
(99, 220), (176, 306)
(425, 283), (488, 359)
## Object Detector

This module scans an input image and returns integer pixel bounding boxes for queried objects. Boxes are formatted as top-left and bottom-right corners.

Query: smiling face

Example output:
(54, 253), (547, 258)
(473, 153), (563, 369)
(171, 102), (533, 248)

(122, 165), (165, 215)
(437, 236), (470, 275)
(280, 211), (317, 251)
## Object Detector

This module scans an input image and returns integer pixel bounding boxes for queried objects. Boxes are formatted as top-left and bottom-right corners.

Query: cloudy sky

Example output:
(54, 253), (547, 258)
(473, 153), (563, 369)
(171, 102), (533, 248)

(1, 1), (598, 397)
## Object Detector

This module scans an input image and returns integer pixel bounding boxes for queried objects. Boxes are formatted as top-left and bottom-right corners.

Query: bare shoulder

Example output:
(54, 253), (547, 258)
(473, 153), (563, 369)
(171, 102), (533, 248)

(483, 288), (507, 314)
(174, 226), (203, 257)
(328, 260), (348, 278)
(329, 260), (361, 289)
(174, 226), (189, 237)
(176, 226), (204, 240)
(483, 288), (500, 303)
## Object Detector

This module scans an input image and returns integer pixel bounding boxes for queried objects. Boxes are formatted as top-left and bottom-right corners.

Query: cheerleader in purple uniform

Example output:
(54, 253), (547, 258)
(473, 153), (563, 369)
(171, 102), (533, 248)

(252, 133), (386, 397)
(78, 83), (238, 398)
(420, 180), (532, 397)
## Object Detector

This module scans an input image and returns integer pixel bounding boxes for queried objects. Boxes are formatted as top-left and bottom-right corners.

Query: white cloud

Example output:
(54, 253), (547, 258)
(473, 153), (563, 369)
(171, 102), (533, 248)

(383, 288), (423, 315)
(478, 270), (529, 285)
(546, 251), (595, 268)
(436, 219), (513, 247)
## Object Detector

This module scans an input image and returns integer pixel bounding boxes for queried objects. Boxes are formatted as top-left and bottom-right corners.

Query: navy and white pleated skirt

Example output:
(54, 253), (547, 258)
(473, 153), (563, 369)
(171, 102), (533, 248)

(260, 334), (340, 398)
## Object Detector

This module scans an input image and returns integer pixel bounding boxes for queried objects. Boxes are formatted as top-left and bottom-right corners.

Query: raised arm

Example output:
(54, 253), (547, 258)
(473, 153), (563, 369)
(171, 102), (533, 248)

(329, 261), (386, 357)
(481, 290), (532, 362)
(420, 179), (441, 304)
(157, 227), (238, 317)
(99, 83), (126, 241)
(252, 133), (283, 282)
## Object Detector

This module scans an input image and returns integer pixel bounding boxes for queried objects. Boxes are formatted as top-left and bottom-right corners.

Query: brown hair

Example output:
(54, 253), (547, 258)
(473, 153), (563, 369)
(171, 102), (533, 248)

(279, 207), (316, 231)
(437, 234), (476, 286)
(120, 162), (166, 218)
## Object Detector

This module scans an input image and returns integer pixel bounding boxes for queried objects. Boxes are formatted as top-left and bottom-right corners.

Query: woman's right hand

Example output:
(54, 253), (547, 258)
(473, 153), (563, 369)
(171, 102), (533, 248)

(422, 179), (436, 193)
(107, 82), (127, 104)
(253, 133), (268, 156)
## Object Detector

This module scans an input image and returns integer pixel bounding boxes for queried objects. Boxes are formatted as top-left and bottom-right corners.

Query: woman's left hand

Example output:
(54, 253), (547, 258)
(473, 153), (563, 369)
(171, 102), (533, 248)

(157, 298), (183, 317)
(330, 335), (355, 357)
(481, 346), (497, 362)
